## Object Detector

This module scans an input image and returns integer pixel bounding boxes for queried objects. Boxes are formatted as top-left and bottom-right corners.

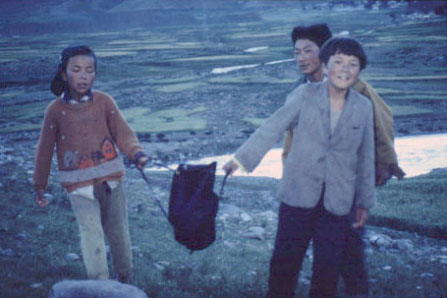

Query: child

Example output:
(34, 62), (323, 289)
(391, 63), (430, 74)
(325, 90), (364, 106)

(33, 45), (148, 282)
(223, 37), (375, 297)
(285, 24), (405, 297)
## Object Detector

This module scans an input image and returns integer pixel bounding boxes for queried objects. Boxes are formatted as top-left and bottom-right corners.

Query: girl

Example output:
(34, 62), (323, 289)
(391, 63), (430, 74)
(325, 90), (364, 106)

(34, 45), (148, 282)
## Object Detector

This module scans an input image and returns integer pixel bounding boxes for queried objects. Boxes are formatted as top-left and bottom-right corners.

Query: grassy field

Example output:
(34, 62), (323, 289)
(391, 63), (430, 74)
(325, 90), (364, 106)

(0, 161), (446, 297)
(1, 1), (446, 297)
(1, 5), (446, 136)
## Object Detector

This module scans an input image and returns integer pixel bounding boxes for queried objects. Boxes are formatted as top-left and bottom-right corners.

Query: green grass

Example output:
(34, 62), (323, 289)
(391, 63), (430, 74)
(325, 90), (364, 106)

(0, 164), (446, 297)
(390, 105), (433, 116)
(210, 75), (295, 85)
(362, 75), (447, 81)
(371, 170), (447, 239)
(0, 123), (42, 133)
(155, 82), (207, 93)
(122, 106), (208, 133)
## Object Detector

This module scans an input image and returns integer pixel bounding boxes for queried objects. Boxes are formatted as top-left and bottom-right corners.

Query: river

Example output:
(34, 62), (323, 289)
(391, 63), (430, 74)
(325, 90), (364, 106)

(155, 133), (447, 179)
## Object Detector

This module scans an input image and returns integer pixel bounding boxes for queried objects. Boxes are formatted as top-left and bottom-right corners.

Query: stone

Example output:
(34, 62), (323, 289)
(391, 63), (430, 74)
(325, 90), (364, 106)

(257, 210), (277, 221)
(64, 253), (80, 261)
(368, 233), (393, 248)
(154, 261), (170, 271)
(244, 226), (265, 240)
(240, 212), (252, 222)
(218, 203), (244, 216)
(48, 280), (148, 298)
(392, 239), (414, 250)
(44, 193), (54, 200)
(16, 232), (27, 241)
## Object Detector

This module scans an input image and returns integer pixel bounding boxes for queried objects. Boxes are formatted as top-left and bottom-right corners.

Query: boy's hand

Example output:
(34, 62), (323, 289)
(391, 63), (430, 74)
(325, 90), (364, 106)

(352, 207), (368, 228)
(35, 190), (49, 208)
(390, 164), (405, 180)
(223, 160), (239, 176)
(376, 163), (406, 186)
(375, 165), (392, 186)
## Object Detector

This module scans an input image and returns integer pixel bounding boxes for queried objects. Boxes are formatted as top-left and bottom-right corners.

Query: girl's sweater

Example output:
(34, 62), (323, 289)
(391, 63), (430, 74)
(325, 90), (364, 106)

(33, 91), (143, 192)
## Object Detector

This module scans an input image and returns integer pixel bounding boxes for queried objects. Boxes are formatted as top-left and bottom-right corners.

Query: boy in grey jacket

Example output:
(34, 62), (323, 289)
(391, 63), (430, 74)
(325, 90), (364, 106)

(224, 37), (375, 297)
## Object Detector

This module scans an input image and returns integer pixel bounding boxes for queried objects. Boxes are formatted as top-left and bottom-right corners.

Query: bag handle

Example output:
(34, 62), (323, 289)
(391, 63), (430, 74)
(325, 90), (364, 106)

(219, 171), (230, 197)
(137, 167), (169, 219)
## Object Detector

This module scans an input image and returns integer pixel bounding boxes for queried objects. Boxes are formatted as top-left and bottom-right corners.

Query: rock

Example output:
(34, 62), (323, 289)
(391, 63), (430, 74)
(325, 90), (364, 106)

(244, 226), (265, 240)
(16, 232), (27, 241)
(154, 261), (170, 271)
(44, 193), (53, 200)
(367, 232), (393, 248)
(48, 280), (148, 298)
(420, 272), (434, 279)
(64, 253), (80, 261)
(218, 203), (244, 216)
(30, 282), (43, 288)
(392, 239), (414, 250)
(383, 265), (392, 271)
(257, 210), (277, 221)
(240, 212), (252, 222)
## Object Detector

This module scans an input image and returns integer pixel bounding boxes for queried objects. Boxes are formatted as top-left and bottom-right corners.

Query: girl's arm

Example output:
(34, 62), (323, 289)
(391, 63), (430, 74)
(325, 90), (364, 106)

(33, 105), (57, 206)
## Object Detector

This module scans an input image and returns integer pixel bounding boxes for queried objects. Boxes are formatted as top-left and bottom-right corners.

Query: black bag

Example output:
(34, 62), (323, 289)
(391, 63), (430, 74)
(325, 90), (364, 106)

(168, 162), (220, 252)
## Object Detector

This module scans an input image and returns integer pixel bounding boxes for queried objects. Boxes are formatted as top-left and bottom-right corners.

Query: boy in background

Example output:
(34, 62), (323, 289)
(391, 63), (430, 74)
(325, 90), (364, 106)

(33, 45), (148, 283)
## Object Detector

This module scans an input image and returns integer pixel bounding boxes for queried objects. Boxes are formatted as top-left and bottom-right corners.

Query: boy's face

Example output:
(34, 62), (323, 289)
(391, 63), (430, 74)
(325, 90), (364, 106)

(324, 53), (361, 91)
(62, 55), (96, 99)
(294, 39), (321, 77)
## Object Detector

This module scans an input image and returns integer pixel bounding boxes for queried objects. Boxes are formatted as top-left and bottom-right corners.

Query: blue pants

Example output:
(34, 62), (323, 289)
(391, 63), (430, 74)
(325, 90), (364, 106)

(340, 210), (369, 295)
(267, 198), (348, 298)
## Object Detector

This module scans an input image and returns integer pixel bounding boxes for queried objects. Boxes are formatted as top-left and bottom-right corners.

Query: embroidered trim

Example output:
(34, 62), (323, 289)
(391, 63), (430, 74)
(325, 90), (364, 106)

(59, 157), (124, 183)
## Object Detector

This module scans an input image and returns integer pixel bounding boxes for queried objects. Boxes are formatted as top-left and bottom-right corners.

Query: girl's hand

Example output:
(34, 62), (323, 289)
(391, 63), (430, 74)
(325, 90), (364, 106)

(136, 156), (149, 169)
(223, 160), (239, 176)
(35, 190), (49, 208)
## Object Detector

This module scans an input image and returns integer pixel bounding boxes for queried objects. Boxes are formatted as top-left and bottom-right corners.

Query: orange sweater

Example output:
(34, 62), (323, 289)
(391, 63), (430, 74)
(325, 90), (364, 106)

(33, 91), (143, 192)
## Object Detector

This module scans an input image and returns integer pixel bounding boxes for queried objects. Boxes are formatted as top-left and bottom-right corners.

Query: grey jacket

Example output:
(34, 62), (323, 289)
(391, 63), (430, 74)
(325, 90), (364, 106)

(235, 81), (375, 216)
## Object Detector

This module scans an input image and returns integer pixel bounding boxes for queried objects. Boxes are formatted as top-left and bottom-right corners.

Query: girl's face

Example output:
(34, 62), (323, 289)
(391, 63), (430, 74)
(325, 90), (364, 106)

(62, 55), (96, 100)
(324, 53), (361, 91)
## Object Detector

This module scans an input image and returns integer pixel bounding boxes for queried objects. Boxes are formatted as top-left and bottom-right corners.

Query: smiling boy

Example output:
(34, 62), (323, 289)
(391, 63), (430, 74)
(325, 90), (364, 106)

(224, 37), (375, 297)
(283, 24), (405, 297)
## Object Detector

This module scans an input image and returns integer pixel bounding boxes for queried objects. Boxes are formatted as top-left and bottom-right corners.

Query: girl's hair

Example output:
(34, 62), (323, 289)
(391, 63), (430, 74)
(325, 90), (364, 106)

(318, 37), (367, 70)
(50, 45), (97, 96)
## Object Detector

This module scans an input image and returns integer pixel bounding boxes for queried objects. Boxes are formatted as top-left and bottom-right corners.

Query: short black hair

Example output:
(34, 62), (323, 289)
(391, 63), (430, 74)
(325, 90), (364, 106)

(50, 45), (97, 96)
(291, 24), (332, 47)
(319, 37), (367, 70)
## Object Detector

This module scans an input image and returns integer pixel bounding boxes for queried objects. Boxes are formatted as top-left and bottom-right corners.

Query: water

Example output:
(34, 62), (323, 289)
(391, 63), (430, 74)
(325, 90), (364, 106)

(149, 133), (447, 179)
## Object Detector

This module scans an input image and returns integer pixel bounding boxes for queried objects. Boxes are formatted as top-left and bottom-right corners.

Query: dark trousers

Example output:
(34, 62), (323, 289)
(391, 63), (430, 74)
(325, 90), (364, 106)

(267, 198), (348, 298)
(340, 209), (369, 295)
